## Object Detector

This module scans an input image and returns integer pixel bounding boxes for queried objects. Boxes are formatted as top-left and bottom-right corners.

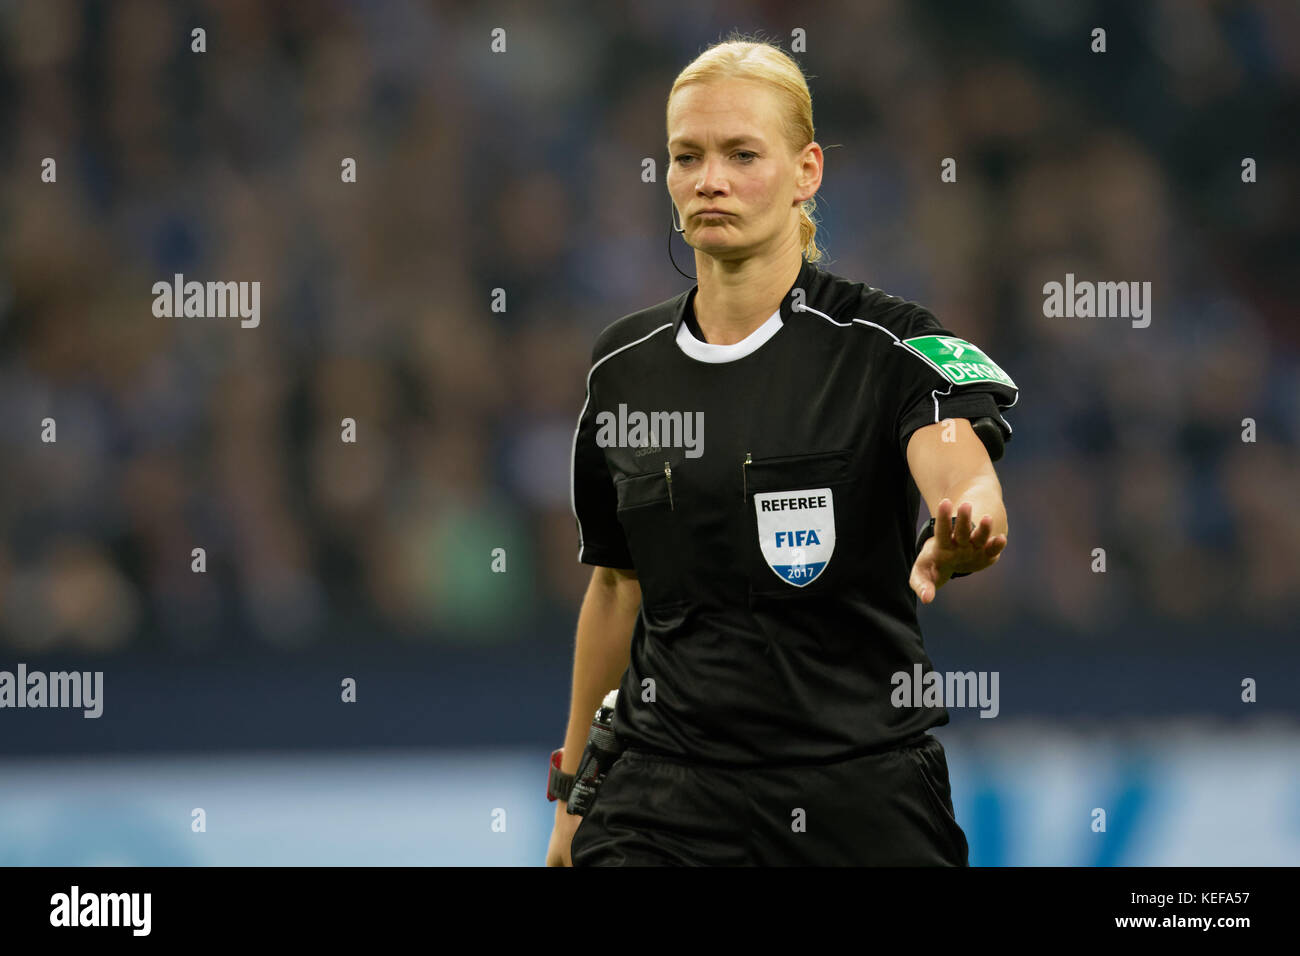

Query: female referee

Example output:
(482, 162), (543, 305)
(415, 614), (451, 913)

(546, 38), (1018, 866)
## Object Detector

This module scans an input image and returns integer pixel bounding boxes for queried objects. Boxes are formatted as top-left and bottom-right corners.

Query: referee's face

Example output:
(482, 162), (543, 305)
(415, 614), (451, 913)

(667, 78), (804, 259)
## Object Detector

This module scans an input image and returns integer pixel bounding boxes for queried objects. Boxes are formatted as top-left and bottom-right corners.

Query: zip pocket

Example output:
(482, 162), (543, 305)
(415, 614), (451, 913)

(614, 469), (685, 610)
(742, 448), (853, 496)
(615, 469), (674, 510)
(743, 448), (855, 598)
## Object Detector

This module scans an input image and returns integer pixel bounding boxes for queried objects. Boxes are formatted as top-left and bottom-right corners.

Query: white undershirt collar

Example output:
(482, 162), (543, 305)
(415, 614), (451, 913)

(675, 305), (784, 364)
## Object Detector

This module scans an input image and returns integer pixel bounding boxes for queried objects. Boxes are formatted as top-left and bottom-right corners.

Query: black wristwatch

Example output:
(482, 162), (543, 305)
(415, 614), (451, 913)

(547, 748), (575, 802)
(915, 516), (972, 578)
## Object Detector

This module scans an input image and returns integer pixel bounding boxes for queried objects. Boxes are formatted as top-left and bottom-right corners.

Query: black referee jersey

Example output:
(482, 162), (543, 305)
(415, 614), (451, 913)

(570, 255), (1018, 768)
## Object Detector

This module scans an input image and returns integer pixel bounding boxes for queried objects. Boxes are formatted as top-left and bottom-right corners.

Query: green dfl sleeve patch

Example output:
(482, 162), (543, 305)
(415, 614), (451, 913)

(901, 335), (1017, 389)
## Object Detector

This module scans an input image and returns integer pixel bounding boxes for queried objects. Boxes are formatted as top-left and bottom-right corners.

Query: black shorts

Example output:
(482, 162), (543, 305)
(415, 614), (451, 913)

(570, 733), (968, 866)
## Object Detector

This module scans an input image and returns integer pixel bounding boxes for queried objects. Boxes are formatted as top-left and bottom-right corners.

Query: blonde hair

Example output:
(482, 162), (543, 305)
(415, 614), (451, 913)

(667, 34), (823, 263)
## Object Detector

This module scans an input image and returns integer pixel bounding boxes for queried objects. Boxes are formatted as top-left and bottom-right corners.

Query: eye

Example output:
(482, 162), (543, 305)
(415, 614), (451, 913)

(734, 151), (756, 162)
(673, 155), (695, 165)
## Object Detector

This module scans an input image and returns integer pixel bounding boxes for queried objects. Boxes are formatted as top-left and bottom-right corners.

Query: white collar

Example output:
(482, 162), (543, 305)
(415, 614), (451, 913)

(675, 306), (784, 364)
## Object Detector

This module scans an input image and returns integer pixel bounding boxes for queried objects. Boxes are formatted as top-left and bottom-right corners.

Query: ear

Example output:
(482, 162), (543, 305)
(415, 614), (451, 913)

(794, 142), (823, 203)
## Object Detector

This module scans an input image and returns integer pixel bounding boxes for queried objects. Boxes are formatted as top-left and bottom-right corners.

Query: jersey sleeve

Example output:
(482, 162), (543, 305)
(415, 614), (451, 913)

(570, 347), (635, 570)
(889, 307), (1019, 460)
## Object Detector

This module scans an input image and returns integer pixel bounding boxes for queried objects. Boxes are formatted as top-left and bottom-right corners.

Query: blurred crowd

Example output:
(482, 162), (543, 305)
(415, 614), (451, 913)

(0, 0), (1296, 658)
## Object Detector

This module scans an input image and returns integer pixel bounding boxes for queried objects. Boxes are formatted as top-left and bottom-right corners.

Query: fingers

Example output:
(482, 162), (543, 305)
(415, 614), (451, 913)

(941, 499), (1002, 553)
(921, 502), (1009, 594)
(951, 502), (972, 546)
(909, 560), (936, 605)
(936, 498), (979, 549)
(953, 501), (974, 546)
(934, 498), (954, 546)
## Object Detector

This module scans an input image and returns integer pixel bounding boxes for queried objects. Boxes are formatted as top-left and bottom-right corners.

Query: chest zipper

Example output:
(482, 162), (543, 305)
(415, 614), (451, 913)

(663, 461), (674, 510)
(742, 452), (752, 502)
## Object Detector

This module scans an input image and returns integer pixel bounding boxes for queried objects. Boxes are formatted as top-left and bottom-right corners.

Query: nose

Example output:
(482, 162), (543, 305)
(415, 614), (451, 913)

(695, 155), (728, 195)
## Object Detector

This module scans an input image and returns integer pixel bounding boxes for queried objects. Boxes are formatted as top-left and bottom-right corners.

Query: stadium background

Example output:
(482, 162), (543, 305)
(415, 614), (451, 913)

(0, 0), (1297, 865)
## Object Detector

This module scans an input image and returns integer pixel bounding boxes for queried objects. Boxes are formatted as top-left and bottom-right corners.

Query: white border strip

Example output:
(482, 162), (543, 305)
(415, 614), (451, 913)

(570, 323), (674, 562)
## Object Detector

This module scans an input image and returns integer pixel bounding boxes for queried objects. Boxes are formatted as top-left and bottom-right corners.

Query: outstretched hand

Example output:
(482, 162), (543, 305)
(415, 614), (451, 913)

(909, 498), (1006, 604)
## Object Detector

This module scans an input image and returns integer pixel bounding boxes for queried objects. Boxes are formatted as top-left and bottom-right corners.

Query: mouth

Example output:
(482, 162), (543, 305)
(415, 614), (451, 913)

(695, 210), (734, 219)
